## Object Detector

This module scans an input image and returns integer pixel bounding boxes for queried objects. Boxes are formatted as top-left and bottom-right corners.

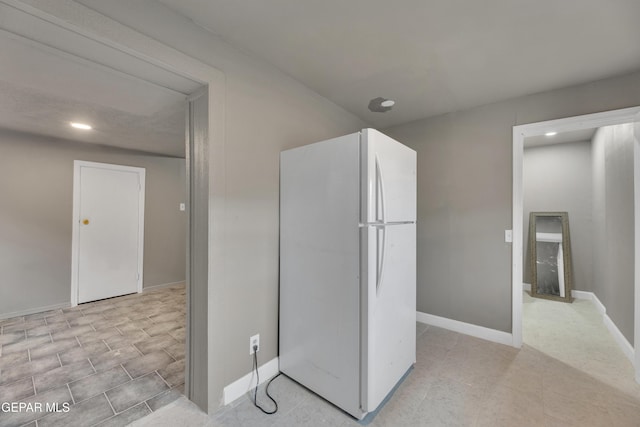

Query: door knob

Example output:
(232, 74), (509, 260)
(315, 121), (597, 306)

(82, 219), (90, 225)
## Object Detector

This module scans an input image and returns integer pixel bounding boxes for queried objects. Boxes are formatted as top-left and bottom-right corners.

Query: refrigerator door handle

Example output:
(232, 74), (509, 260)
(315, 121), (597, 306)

(375, 157), (386, 223)
(376, 155), (387, 294)
(376, 225), (386, 293)
(374, 156), (387, 292)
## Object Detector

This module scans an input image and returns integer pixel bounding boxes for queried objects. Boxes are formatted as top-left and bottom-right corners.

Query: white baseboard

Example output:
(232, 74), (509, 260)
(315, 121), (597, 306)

(1, 281), (184, 320)
(416, 311), (513, 347)
(588, 293), (634, 363)
(522, 283), (592, 301)
(143, 281), (185, 292)
(223, 357), (279, 406)
(582, 292), (606, 315)
(603, 315), (634, 363)
(571, 290), (594, 301)
(565, 291), (631, 362)
(0, 302), (71, 320)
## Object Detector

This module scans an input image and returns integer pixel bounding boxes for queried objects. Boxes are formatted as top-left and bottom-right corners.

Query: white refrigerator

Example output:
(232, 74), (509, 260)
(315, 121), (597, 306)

(279, 128), (416, 419)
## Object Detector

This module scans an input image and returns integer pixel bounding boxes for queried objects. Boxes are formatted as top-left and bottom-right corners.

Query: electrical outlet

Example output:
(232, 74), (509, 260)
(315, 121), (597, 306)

(250, 334), (260, 355)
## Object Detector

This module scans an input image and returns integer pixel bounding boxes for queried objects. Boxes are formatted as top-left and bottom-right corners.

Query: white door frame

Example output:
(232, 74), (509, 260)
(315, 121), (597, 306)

(512, 106), (640, 382)
(71, 160), (146, 306)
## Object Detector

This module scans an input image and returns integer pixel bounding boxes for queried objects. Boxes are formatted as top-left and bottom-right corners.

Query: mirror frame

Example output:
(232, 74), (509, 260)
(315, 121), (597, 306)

(529, 211), (573, 302)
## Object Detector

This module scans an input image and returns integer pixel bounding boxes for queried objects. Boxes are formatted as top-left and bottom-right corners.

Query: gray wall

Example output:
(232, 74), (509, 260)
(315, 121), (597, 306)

(523, 141), (593, 291)
(212, 68), (364, 404)
(0, 129), (186, 317)
(592, 124), (635, 344)
(384, 70), (640, 333)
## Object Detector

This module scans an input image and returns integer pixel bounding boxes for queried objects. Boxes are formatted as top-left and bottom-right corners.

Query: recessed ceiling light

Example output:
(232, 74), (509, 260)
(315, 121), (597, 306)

(70, 122), (92, 130)
(545, 131), (558, 137)
(380, 99), (395, 108)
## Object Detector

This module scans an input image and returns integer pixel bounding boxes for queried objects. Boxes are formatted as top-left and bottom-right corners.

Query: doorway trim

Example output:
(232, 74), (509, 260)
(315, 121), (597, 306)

(70, 160), (146, 307)
(512, 106), (640, 381)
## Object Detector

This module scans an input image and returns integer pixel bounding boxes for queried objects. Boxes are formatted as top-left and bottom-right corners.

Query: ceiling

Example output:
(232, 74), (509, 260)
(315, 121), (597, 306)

(2, 1), (639, 155)
(0, 2), (202, 157)
(524, 128), (597, 148)
(157, 0), (640, 128)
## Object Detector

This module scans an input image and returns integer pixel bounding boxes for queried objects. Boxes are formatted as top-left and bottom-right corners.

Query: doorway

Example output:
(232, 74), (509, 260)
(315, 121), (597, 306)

(512, 106), (640, 383)
(0, 1), (222, 415)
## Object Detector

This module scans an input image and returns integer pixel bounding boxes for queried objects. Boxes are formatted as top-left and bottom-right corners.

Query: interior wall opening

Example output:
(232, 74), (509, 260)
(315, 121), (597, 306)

(512, 106), (640, 386)
(0, 24), (196, 422)
(521, 126), (636, 390)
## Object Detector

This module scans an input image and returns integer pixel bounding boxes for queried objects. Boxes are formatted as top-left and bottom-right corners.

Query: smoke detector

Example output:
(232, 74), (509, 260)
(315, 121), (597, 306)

(368, 97), (395, 113)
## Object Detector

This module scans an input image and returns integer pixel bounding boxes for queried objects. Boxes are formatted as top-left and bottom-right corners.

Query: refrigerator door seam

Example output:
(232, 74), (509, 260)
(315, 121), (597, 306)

(358, 221), (415, 227)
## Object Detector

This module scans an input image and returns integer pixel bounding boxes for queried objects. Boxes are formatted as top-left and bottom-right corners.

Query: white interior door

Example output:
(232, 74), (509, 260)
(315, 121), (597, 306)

(72, 161), (145, 304)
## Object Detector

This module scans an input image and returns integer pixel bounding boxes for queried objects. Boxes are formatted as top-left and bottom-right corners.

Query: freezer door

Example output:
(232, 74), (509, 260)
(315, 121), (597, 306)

(361, 222), (416, 412)
(361, 129), (417, 224)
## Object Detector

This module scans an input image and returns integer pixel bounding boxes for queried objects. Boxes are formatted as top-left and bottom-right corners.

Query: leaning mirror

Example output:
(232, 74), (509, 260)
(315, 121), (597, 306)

(529, 212), (573, 302)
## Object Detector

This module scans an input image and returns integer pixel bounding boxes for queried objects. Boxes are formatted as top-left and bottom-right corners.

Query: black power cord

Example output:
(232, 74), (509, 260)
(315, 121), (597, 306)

(252, 345), (281, 415)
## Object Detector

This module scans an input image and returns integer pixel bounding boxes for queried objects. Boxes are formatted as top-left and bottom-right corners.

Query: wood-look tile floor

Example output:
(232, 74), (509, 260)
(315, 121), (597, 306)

(0, 284), (186, 427)
(132, 293), (640, 427)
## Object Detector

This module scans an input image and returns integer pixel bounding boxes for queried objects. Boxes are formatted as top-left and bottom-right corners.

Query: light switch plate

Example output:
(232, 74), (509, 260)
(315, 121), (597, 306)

(179, 203), (186, 211)
(505, 229), (513, 243)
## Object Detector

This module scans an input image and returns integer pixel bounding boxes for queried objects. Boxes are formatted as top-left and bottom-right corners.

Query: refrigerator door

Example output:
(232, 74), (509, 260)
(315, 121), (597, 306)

(361, 129), (417, 224)
(361, 222), (416, 411)
(280, 133), (364, 419)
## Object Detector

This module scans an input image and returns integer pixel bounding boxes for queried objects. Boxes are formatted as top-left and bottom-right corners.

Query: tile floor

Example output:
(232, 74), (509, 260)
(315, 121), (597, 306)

(0, 284), (186, 427)
(132, 291), (640, 427)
